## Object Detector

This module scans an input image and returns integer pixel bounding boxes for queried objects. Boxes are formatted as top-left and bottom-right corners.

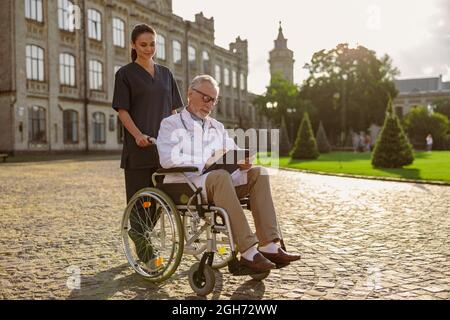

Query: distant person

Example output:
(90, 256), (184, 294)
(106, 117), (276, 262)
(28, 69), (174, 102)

(352, 132), (359, 153)
(364, 133), (372, 152)
(426, 134), (433, 152)
(358, 132), (365, 152)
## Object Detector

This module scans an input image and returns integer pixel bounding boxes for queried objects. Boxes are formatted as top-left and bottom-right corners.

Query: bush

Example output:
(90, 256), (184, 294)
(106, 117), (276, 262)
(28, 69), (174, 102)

(315, 121), (331, 153)
(290, 112), (319, 159)
(403, 106), (449, 150)
(372, 100), (414, 168)
(279, 117), (292, 156)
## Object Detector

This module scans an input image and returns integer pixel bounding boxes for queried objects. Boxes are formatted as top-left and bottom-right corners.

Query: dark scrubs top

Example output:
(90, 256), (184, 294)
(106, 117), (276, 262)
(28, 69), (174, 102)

(112, 62), (183, 169)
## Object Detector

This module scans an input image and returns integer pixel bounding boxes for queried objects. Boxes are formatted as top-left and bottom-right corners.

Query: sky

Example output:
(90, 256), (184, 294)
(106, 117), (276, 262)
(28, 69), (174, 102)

(172, 0), (450, 95)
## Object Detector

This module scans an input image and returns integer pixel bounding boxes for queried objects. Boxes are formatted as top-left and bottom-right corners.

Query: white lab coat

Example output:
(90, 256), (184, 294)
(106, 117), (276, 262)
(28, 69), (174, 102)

(157, 108), (248, 200)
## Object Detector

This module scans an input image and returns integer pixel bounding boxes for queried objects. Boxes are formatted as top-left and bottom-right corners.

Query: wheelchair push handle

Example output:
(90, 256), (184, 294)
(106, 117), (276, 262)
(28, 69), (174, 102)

(147, 137), (157, 145)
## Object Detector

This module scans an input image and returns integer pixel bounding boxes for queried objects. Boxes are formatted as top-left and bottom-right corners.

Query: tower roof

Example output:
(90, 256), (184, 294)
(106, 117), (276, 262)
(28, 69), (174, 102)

(274, 21), (288, 49)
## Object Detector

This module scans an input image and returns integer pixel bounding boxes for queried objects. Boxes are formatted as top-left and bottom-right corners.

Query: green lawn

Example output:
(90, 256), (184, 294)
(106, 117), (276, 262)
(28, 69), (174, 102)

(257, 151), (450, 183)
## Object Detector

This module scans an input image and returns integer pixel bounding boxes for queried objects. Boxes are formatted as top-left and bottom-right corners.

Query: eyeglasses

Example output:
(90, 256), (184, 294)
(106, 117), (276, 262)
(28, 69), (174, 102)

(192, 88), (220, 105)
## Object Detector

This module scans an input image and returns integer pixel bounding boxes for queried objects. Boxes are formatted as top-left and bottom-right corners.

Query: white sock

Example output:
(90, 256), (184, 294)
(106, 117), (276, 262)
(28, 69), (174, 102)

(241, 245), (258, 261)
(259, 241), (280, 254)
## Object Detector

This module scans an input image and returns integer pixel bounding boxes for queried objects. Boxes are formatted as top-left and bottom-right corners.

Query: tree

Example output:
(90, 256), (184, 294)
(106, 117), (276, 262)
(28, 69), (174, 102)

(290, 112), (319, 160)
(403, 106), (449, 149)
(300, 43), (399, 146)
(253, 73), (315, 142)
(315, 121), (331, 153)
(432, 98), (450, 119)
(279, 117), (292, 156)
(371, 99), (414, 168)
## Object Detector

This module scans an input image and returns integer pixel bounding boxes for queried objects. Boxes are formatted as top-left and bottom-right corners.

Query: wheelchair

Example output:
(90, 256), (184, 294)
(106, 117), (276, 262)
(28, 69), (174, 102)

(120, 166), (287, 296)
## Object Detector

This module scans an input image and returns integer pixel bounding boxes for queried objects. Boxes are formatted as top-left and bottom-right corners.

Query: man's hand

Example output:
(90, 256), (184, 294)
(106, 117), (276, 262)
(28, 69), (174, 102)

(135, 134), (155, 148)
(238, 157), (253, 171)
(205, 148), (227, 169)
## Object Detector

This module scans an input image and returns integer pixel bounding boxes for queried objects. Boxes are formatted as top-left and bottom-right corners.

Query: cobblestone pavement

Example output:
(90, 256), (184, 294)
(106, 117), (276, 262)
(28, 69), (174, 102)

(1, 157), (449, 300)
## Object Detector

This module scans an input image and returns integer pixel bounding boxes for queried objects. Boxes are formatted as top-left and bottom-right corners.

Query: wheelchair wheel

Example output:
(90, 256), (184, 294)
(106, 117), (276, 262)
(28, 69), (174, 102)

(188, 262), (215, 296)
(249, 270), (271, 281)
(121, 187), (184, 283)
(183, 215), (235, 269)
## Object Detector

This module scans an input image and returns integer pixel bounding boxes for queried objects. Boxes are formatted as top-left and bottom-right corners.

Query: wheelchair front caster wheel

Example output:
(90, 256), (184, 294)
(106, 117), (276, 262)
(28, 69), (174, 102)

(249, 270), (270, 281)
(188, 262), (215, 296)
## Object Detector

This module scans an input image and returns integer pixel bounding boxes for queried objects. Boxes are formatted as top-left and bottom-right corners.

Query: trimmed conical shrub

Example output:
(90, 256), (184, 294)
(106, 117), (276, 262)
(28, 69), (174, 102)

(371, 99), (414, 168)
(290, 112), (319, 159)
(315, 121), (331, 153)
(279, 116), (292, 156)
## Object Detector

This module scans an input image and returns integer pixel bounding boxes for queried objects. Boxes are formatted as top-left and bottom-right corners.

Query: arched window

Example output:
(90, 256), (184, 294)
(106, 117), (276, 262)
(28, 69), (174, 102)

(26, 45), (45, 81)
(63, 109), (78, 143)
(112, 17), (125, 47)
(89, 60), (103, 90)
(58, 0), (75, 31)
(87, 9), (102, 41)
(224, 68), (230, 87)
(172, 40), (181, 64)
(188, 45), (196, 67)
(28, 105), (46, 143)
(25, 0), (43, 22)
(156, 34), (166, 60)
(59, 53), (76, 86)
(92, 112), (105, 143)
(215, 65), (221, 84)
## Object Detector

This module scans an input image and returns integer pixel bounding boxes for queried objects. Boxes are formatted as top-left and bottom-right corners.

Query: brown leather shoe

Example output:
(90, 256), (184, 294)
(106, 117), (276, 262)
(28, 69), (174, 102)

(259, 248), (301, 265)
(239, 253), (276, 273)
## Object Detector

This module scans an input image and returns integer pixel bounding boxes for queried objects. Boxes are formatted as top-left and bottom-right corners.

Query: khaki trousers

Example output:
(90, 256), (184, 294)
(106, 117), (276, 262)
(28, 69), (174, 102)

(205, 167), (280, 253)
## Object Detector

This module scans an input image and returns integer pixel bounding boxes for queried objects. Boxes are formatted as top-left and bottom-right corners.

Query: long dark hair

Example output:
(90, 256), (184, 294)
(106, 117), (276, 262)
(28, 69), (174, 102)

(131, 24), (156, 62)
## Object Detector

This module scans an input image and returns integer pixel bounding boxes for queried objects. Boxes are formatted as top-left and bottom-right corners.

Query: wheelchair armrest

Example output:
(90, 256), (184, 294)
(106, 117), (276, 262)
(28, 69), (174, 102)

(156, 166), (199, 174)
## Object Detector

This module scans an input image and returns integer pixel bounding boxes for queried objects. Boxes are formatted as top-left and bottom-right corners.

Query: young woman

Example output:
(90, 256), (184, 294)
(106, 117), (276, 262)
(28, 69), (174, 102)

(112, 24), (183, 264)
(112, 24), (183, 203)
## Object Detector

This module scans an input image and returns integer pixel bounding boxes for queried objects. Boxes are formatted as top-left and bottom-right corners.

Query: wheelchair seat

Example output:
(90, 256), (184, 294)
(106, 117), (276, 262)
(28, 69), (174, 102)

(156, 182), (250, 209)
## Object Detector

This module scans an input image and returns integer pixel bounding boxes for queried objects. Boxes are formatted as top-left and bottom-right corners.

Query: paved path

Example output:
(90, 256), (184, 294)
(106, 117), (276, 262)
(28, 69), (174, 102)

(0, 157), (449, 300)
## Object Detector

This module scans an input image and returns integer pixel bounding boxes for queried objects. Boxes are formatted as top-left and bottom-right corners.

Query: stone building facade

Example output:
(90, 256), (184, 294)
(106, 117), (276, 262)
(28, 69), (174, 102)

(0, 0), (269, 154)
(393, 75), (450, 118)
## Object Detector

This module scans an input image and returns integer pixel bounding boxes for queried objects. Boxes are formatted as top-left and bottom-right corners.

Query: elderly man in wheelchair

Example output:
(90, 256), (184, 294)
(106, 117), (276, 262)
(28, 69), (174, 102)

(120, 75), (300, 295)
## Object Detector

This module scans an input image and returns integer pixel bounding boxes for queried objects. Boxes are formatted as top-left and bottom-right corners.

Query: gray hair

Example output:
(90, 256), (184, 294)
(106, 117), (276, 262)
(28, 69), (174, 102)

(189, 74), (219, 92)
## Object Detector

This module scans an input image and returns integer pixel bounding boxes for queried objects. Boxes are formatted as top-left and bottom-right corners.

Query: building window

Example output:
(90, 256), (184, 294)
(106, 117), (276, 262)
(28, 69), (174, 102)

(28, 105), (46, 143)
(188, 45), (196, 66)
(224, 68), (230, 87)
(240, 73), (246, 91)
(226, 98), (231, 116)
(117, 116), (124, 144)
(89, 60), (103, 90)
(93, 112), (106, 143)
(216, 99), (223, 115)
(173, 40), (181, 64)
(25, 0), (43, 22)
(59, 53), (75, 86)
(232, 70), (237, 88)
(215, 65), (221, 84)
(112, 17), (125, 48)
(26, 45), (45, 81)
(63, 109), (78, 143)
(234, 99), (239, 117)
(156, 35), (166, 60)
(58, 0), (75, 31)
(87, 9), (102, 41)
(202, 50), (210, 74)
